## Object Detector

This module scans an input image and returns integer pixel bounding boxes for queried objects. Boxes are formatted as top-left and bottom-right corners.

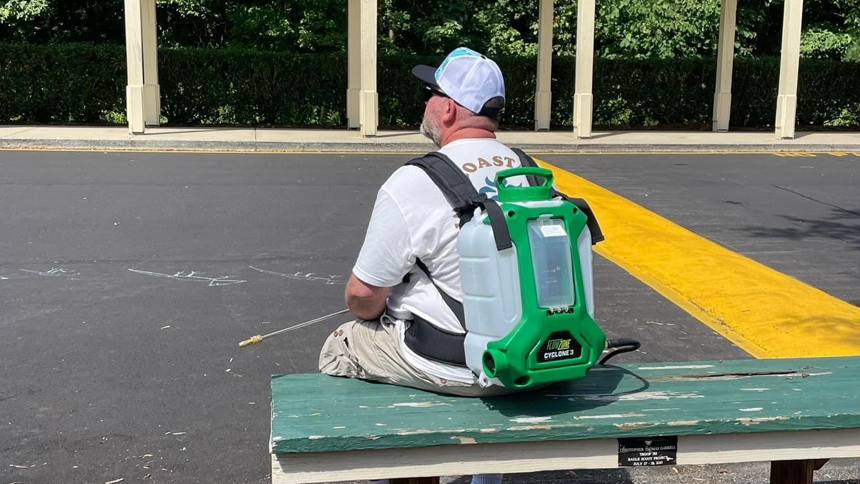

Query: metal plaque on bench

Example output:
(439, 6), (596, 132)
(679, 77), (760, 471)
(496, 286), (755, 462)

(618, 436), (678, 467)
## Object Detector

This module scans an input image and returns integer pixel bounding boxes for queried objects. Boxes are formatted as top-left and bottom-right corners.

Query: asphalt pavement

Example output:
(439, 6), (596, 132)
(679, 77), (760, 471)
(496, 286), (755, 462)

(0, 150), (857, 484)
(542, 153), (860, 305)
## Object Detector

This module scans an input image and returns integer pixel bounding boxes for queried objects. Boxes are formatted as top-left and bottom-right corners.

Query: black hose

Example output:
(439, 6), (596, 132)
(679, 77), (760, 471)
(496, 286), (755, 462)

(599, 338), (641, 365)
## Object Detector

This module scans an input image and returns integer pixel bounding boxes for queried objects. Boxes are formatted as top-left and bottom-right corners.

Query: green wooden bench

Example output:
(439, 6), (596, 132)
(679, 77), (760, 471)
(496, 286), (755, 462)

(270, 356), (860, 484)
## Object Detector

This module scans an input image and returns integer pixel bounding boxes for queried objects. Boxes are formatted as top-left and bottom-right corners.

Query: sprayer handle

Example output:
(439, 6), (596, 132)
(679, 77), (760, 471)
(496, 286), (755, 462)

(495, 166), (554, 188)
(495, 167), (554, 202)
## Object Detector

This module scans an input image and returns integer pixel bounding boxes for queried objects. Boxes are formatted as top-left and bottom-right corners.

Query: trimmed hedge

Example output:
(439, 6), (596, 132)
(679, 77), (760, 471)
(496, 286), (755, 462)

(1, 43), (858, 129)
(0, 43), (127, 124)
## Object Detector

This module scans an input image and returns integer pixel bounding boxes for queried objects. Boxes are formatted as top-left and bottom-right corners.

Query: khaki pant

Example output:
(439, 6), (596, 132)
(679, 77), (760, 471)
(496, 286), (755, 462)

(318, 315), (517, 397)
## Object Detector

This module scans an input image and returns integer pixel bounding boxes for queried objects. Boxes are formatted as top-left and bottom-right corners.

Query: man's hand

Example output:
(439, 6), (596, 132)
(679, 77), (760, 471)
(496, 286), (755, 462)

(345, 274), (391, 321)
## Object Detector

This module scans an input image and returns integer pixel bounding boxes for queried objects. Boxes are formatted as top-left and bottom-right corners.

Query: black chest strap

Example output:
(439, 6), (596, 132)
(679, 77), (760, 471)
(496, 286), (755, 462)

(401, 258), (468, 366)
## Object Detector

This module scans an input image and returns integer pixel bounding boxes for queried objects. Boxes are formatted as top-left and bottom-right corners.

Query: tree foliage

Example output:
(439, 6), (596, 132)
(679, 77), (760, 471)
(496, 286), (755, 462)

(1, 0), (858, 60)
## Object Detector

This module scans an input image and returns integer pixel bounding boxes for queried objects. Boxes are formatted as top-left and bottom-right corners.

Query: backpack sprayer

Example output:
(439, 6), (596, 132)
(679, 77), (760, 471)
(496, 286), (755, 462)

(455, 165), (639, 388)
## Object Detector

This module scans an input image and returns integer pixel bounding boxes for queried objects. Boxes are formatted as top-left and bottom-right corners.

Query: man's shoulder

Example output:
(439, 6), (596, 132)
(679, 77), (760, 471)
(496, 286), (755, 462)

(386, 162), (433, 183)
(378, 163), (438, 201)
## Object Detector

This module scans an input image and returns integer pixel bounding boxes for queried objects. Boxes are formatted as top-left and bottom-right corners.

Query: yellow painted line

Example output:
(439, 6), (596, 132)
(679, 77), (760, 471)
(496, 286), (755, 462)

(773, 152), (818, 157)
(537, 158), (860, 359)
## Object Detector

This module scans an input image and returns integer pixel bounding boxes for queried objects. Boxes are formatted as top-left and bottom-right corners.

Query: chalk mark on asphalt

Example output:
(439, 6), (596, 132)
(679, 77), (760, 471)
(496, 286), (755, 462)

(248, 266), (346, 285)
(6, 266), (341, 286)
(20, 268), (80, 279)
(128, 269), (246, 286)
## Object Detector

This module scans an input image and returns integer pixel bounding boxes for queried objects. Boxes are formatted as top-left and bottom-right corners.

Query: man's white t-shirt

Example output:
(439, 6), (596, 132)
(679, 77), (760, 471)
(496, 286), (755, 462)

(352, 138), (524, 384)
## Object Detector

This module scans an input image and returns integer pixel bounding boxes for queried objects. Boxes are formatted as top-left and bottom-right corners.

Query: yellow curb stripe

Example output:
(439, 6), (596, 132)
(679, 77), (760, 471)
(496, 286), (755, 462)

(538, 158), (860, 359)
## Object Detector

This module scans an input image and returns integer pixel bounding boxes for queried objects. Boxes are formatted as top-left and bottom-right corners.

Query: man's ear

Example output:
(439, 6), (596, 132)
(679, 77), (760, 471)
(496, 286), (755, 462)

(440, 99), (457, 124)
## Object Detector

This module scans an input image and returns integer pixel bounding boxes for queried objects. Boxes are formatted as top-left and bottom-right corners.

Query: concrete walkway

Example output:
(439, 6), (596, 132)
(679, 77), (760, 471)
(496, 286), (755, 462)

(1, 125), (858, 153)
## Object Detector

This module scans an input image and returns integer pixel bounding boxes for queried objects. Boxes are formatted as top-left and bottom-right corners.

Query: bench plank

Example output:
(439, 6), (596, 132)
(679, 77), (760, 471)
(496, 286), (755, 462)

(271, 428), (860, 483)
(271, 357), (860, 455)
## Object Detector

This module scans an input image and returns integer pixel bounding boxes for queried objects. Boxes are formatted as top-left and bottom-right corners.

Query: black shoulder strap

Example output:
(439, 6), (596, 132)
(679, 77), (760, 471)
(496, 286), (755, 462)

(416, 258), (465, 330)
(511, 148), (606, 244)
(406, 152), (512, 251)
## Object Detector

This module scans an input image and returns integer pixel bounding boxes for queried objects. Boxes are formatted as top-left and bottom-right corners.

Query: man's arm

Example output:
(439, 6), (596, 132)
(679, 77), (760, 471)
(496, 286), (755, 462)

(345, 273), (391, 321)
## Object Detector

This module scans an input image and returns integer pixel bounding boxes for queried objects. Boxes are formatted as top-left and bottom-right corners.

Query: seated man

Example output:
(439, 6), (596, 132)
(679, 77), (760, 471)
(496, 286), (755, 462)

(320, 47), (524, 484)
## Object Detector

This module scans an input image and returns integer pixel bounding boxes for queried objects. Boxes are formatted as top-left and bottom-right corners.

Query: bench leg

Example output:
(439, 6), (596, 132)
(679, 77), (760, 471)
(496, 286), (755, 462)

(770, 460), (815, 484)
(390, 479), (440, 484)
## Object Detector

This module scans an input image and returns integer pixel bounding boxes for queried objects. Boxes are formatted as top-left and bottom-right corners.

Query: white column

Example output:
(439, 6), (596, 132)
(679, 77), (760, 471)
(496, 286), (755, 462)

(141, 0), (160, 127)
(124, 0), (146, 134)
(347, 0), (361, 129)
(712, 0), (737, 132)
(535, 0), (554, 131)
(359, 0), (378, 137)
(775, 0), (804, 139)
(572, 0), (596, 138)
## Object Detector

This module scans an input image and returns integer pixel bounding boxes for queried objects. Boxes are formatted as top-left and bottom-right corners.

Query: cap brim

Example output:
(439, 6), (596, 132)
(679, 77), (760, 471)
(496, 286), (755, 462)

(411, 65), (439, 87)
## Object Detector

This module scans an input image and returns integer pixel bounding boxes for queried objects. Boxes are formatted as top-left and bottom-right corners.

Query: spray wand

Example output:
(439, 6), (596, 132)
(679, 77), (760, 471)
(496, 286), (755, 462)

(238, 309), (350, 348)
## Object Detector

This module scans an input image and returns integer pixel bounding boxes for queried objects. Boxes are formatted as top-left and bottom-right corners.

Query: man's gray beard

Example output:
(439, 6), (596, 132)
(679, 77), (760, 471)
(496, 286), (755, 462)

(420, 119), (442, 148)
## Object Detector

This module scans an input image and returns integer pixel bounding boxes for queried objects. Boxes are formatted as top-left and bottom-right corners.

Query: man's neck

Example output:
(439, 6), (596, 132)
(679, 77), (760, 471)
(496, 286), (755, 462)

(440, 127), (496, 147)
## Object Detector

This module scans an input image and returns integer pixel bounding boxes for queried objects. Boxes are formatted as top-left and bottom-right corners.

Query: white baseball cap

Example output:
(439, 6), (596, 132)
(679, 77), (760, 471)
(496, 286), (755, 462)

(412, 47), (506, 118)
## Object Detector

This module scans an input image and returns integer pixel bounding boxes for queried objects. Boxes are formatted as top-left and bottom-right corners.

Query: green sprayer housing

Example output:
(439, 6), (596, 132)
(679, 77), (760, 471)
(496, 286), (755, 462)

(459, 166), (606, 389)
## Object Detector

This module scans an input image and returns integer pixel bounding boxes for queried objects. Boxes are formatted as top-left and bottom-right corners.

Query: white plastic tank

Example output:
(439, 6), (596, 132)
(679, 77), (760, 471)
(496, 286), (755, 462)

(458, 208), (521, 386)
(457, 203), (595, 386)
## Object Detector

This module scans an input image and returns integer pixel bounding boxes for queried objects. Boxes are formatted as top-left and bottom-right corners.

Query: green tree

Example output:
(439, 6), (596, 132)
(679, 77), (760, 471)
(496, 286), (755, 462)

(1, 0), (858, 60)
(224, 0), (346, 52)
(1, 0), (124, 43)
(595, 0), (721, 58)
